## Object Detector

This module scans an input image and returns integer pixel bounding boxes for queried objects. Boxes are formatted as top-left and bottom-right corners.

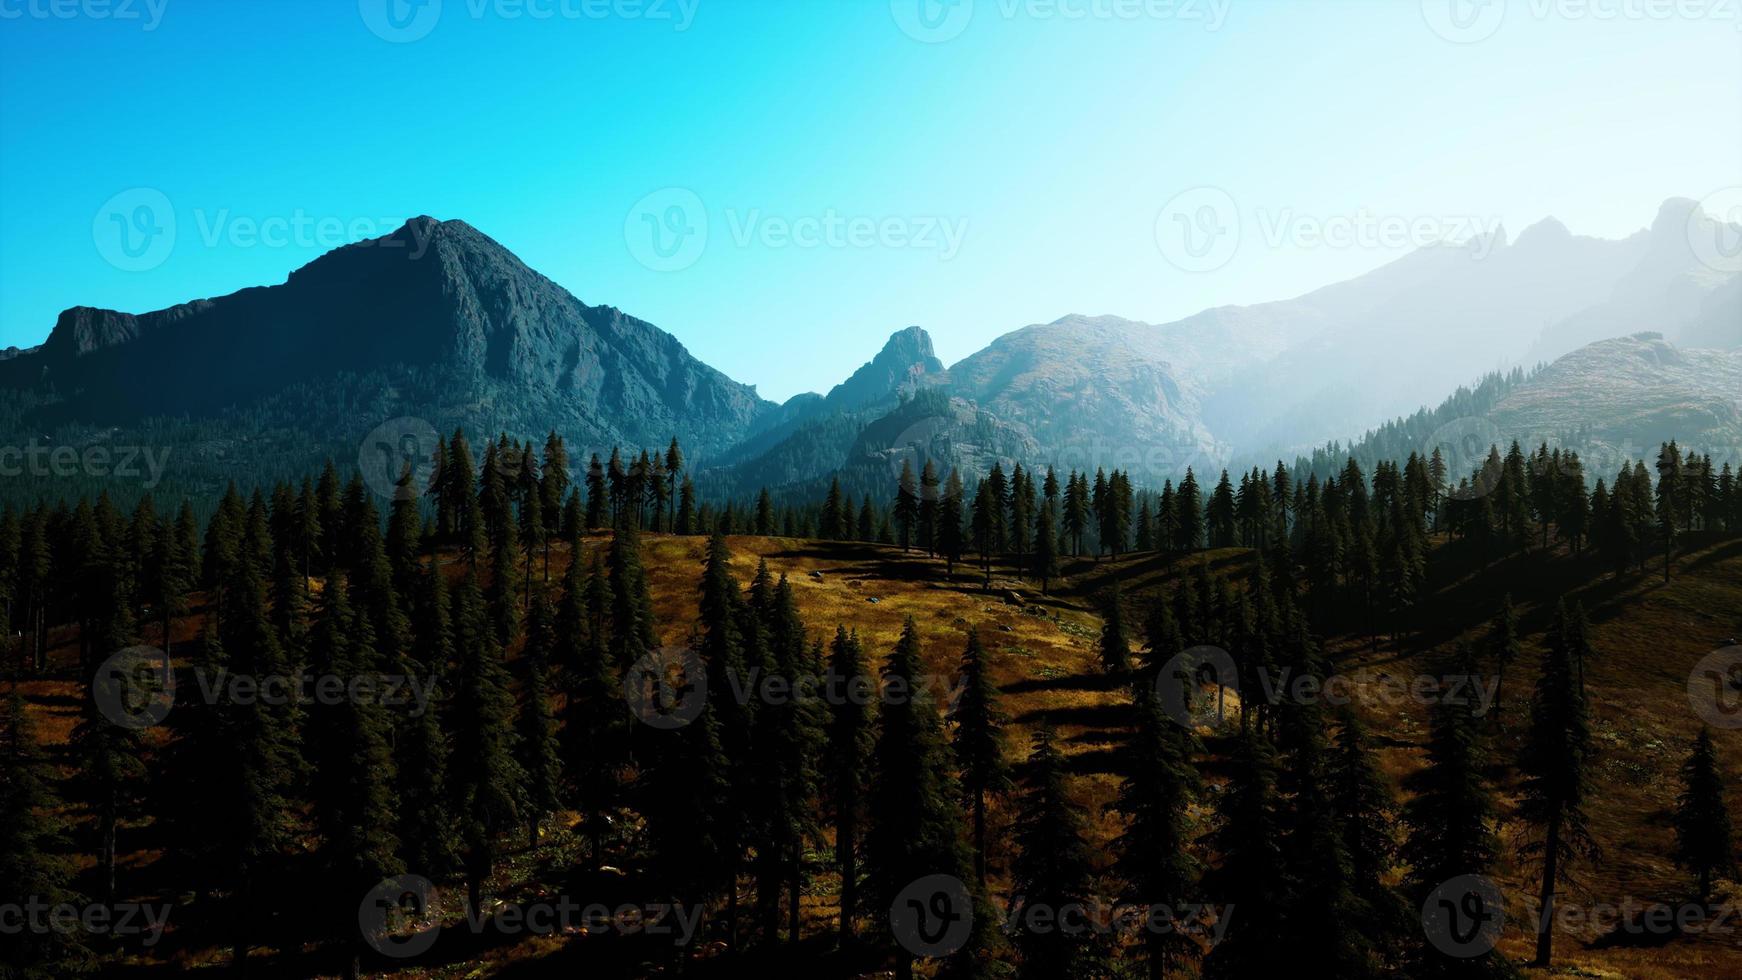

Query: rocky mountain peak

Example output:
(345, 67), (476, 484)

(820, 326), (946, 411)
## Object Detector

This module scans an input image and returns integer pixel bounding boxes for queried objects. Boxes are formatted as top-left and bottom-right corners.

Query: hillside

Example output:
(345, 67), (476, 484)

(13, 522), (1742, 977)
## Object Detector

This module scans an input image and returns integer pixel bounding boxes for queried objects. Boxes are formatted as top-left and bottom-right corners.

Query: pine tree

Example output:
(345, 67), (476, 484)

(515, 593), (563, 848)
(1111, 686), (1201, 980)
(0, 693), (89, 977)
(1203, 728), (1289, 979)
(1674, 727), (1734, 903)
(822, 476), (847, 540)
(306, 574), (402, 979)
(398, 570), (461, 877)
(1401, 646), (1512, 979)
(940, 470), (966, 578)
(1657, 440), (1684, 583)
(867, 619), (977, 979)
(1033, 505), (1059, 593)
(1520, 601), (1596, 967)
(608, 520), (659, 670)
(558, 549), (627, 868)
(1175, 467), (1204, 552)
(1099, 584), (1132, 675)
(1486, 595), (1522, 727)
(447, 572), (525, 912)
(895, 461), (920, 550)
(951, 629), (1012, 886)
(1009, 728), (1101, 979)
(826, 626), (874, 942)
(1328, 710), (1409, 971)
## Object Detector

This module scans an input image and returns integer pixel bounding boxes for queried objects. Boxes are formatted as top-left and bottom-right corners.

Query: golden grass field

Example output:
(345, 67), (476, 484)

(16, 530), (1742, 977)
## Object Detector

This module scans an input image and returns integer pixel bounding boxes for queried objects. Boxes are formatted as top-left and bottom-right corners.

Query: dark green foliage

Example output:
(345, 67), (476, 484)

(1009, 728), (1102, 980)
(951, 628), (1012, 886)
(867, 619), (976, 969)
(0, 694), (89, 978)
(1520, 600), (1596, 967)
(515, 593), (563, 847)
(446, 572), (524, 911)
(558, 549), (627, 868)
(1110, 686), (1201, 980)
(1674, 727), (1734, 902)
(825, 626), (874, 940)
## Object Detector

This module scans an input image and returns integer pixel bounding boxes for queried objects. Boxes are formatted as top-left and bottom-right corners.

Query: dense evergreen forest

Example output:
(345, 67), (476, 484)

(2, 426), (1740, 978)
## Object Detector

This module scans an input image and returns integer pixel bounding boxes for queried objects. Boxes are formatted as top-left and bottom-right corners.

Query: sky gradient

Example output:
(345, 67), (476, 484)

(1, 0), (1738, 401)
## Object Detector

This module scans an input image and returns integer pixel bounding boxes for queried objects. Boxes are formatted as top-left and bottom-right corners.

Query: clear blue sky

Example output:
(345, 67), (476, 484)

(2, 0), (1737, 401)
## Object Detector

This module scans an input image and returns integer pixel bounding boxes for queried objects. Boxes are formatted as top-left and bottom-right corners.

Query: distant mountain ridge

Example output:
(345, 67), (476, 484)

(0, 217), (781, 460)
(1, 200), (1735, 510)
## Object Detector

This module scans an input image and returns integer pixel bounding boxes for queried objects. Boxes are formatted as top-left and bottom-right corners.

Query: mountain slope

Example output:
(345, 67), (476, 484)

(0, 217), (779, 460)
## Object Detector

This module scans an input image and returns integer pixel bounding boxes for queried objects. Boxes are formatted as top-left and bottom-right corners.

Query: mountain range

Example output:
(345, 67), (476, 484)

(0, 200), (1736, 508)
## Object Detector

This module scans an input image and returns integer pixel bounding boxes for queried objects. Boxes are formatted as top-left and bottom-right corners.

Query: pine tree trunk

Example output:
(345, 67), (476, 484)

(1533, 811), (1562, 966)
(788, 853), (801, 943)
(973, 790), (987, 885)
(100, 803), (117, 904)
(838, 817), (855, 944)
